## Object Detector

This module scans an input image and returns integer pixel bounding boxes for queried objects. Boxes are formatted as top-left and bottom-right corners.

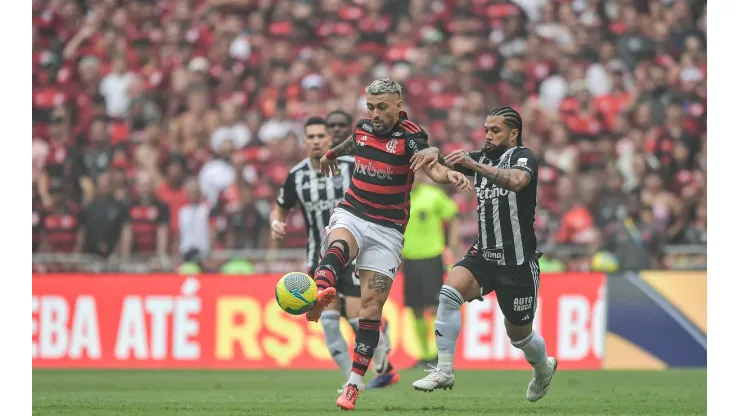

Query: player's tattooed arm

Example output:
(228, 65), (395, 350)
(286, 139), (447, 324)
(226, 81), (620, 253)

(472, 164), (531, 192)
(329, 135), (356, 157)
(368, 272), (392, 295)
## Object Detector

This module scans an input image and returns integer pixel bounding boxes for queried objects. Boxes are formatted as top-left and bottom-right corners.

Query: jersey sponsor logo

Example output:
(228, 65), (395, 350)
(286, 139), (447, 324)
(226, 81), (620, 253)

(358, 135), (368, 146)
(303, 198), (344, 213)
(482, 249), (504, 262)
(476, 187), (510, 199)
(361, 123), (373, 133)
(385, 139), (399, 154)
(354, 161), (394, 180)
(516, 158), (528, 167)
(407, 139), (418, 154)
(392, 131), (402, 137)
(513, 296), (534, 312)
(355, 342), (370, 354)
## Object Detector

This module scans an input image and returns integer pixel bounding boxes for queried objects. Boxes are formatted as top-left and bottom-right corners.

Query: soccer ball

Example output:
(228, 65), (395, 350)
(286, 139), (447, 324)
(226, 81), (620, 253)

(275, 272), (318, 315)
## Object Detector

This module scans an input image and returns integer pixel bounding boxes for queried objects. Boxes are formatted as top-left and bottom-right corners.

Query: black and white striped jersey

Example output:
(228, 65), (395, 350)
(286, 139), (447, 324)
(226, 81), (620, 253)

(277, 156), (354, 269)
(456, 146), (538, 266)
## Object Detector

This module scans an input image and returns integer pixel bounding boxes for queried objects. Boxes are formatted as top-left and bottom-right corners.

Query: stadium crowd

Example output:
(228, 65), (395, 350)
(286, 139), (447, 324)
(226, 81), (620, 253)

(32, 0), (707, 272)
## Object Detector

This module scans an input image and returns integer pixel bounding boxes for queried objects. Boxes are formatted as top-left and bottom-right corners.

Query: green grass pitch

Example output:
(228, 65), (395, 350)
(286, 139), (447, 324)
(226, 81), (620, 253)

(33, 369), (706, 415)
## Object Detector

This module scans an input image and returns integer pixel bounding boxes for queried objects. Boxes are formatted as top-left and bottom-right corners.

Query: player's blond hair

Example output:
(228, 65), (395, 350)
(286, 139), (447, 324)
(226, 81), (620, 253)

(365, 78), (403, 97)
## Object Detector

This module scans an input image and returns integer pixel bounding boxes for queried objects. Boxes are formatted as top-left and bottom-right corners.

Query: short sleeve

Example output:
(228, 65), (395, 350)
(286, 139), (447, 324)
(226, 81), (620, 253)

(454, 150), (481, 176)
(405, 131), (430, 156)
(436, 191), (459, 221)
(276, 171), (298, 210)
(510, 147), (537, 179)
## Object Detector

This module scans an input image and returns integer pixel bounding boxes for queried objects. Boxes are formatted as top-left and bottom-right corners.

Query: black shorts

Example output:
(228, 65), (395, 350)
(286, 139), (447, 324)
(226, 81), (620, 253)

(454, 252), (540, 326)
(308, 265), (361, 298)
(403, 255), (446, 309)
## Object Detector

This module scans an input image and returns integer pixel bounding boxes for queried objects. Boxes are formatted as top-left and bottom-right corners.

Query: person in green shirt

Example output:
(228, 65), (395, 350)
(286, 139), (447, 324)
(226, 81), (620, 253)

(403, 171), (461, 366)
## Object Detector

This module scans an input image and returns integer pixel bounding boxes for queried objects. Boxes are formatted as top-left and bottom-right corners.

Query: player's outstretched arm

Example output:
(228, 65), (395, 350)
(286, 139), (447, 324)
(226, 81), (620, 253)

(445, 149), (530, 192)
(422, 163), (473, 191)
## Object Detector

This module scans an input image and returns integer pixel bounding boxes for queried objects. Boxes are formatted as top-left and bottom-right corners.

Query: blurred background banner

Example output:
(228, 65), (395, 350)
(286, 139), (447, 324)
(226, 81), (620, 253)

(32, 272), (605, 370)
(604, 270), (706, 369)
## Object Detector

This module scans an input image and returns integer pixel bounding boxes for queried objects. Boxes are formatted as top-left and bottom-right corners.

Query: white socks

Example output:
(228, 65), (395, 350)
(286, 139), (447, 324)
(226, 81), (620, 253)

(320, 310), (352, 379)
(434, 285), (464, 373)
(511, 330), (549, 378)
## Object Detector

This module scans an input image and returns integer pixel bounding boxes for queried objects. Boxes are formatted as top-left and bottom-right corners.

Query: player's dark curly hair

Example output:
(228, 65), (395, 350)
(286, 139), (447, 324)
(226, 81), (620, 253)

(489, 106), (522, 146)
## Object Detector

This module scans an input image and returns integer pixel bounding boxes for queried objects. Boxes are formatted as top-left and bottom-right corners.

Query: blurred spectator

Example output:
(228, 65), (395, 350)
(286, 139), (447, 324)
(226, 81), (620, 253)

(601, 193), (664, 271)
(198, 139), (237, 205)
(82, 117), (114, 181)
(211, 101), (253, 152)
(176, 178), (211, 262)
(258, 104), (298, 143)
(210, 180), (269, 251)
(156, 155), (189, 236)
(120, 171), (170, 259)
(32, 0), (707, 272)
(100, 54), (136, 118)
(40, 179), (83, 254)
(80, 172), (129, 258)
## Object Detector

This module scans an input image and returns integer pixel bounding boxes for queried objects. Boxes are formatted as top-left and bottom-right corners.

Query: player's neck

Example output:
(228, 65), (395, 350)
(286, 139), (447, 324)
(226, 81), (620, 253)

(309, 157), (321, 170)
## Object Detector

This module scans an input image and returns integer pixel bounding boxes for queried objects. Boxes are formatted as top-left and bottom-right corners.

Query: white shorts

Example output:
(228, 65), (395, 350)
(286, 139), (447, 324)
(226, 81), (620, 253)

(321, 208), (404, 279)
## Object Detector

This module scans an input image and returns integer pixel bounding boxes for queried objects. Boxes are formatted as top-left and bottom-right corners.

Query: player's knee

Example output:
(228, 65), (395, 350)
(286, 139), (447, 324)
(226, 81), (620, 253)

(505, 319), (533, 342)
(439, 285), (464, 311)
(359, 297), (384, 320)
(326, 239), (352, 267)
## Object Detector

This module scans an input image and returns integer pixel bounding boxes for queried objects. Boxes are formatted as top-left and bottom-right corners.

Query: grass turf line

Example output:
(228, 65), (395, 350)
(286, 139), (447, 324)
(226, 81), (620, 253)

(33, 369), (706, 415)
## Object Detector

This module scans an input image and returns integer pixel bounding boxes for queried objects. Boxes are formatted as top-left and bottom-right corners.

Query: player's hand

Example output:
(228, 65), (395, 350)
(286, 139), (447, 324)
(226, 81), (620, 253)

(319, 155), (339, 177)
(447, 170), (473, 191)
(444, 149), (475, 170)
(410, 147), (440, 172)
(271, 220), (287, 240)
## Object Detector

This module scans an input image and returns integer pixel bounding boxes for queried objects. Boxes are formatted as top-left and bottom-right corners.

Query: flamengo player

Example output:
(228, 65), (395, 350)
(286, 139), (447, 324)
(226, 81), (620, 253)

(410, 107), (557, 402)
(271, 115), (397, 391)
(306, 79), (472, 410)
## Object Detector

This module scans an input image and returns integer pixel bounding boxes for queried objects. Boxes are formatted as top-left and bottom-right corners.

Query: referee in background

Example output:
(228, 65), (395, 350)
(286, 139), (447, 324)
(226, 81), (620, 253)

(402, 170), (461, 367)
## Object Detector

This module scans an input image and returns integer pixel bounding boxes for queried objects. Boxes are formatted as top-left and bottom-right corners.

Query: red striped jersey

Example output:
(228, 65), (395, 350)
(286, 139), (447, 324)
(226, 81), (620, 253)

(339, 111), (430, 232)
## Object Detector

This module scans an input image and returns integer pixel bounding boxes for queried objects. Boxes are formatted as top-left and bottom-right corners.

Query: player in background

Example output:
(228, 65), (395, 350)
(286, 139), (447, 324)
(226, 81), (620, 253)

(402, 170), (461, 367)
(410, 107), (557, 402)
(305, 79), (472, 410)
(269, 116), (396, 392)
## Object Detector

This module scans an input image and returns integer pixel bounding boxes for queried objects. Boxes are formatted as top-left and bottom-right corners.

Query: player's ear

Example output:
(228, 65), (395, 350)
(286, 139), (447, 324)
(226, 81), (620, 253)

(396, 99), (403, 112)
(510, 128), (519, 145)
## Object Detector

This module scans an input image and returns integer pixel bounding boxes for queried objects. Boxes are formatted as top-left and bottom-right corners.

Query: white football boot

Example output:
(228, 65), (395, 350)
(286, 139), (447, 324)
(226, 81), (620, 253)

(412, 364), (455, 392)
(526, 357), (558, 402)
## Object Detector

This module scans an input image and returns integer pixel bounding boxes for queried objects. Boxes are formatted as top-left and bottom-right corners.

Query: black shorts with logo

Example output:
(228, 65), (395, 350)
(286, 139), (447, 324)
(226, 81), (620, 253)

(454, 249), (541, 326)
(402, 255), (445, 309)
(308, 265), (361, 298)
